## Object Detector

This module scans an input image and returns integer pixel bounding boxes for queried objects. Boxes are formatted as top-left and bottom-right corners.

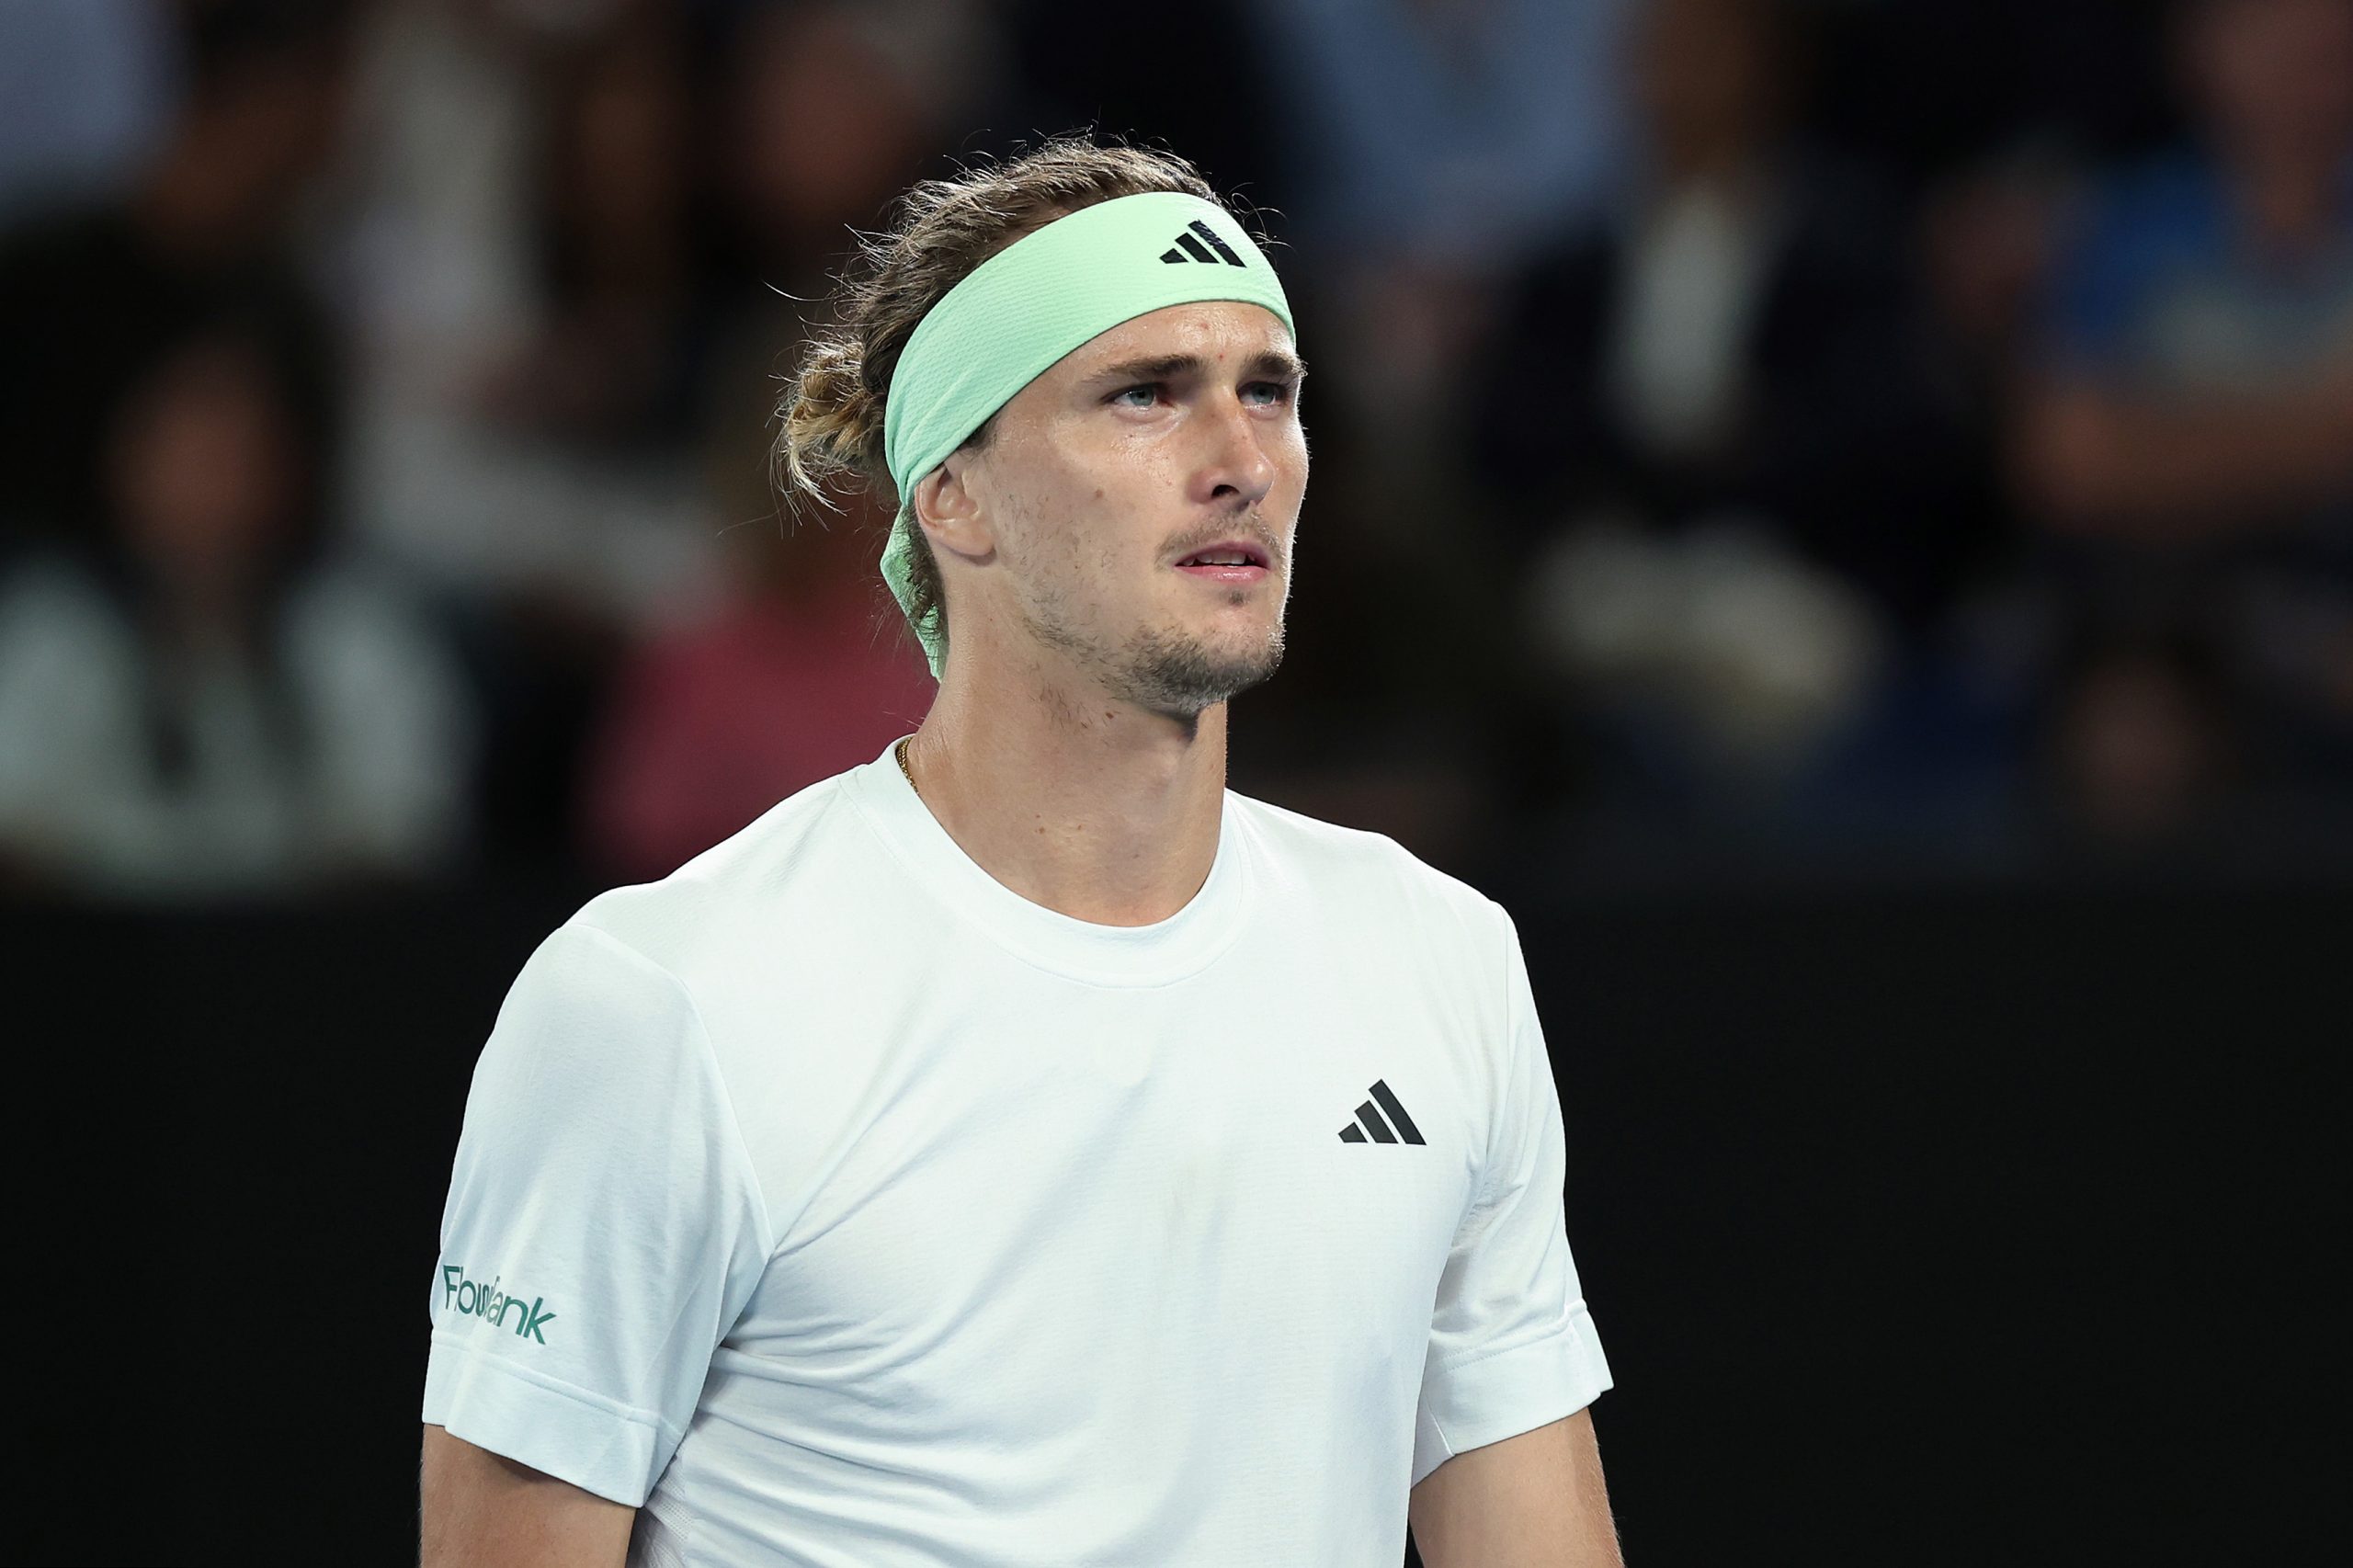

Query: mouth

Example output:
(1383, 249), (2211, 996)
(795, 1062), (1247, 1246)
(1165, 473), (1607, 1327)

(1172, 540), (1272, 585)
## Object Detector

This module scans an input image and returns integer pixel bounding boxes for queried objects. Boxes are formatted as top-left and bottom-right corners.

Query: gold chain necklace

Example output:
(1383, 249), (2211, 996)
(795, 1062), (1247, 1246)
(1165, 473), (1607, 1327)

(894, 736), (918, 798)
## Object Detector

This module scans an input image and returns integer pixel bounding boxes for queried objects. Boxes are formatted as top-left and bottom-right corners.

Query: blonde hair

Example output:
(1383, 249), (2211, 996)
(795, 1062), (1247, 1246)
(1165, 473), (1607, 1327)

(775, 137), (1229, 653)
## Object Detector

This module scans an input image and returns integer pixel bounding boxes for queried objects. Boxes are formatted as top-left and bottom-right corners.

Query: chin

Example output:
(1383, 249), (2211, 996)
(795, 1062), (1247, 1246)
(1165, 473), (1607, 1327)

(1120, 622), (1286, 718)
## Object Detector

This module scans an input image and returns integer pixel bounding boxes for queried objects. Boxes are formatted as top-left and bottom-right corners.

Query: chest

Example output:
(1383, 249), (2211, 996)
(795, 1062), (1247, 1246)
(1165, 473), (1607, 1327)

(720, 955), (1489, 1410)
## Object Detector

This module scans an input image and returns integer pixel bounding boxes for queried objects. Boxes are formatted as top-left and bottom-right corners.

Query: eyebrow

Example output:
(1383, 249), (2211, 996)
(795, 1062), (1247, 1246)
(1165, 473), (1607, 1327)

(1083, 348), (1308, 388)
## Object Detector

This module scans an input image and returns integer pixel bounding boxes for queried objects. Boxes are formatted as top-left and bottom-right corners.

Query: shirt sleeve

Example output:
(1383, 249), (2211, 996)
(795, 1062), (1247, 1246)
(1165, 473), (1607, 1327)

(420, 920), (775, 1506)
(1412, 903), (1612, 1487)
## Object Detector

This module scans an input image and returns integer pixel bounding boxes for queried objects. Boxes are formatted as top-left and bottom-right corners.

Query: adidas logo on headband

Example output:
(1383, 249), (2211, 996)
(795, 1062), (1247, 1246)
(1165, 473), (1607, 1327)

(1160, 219), (1246, 267)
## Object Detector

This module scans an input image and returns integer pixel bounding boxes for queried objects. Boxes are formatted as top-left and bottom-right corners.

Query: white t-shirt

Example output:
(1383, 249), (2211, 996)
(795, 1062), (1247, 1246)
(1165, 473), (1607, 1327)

(422, 737), (1612, 1566)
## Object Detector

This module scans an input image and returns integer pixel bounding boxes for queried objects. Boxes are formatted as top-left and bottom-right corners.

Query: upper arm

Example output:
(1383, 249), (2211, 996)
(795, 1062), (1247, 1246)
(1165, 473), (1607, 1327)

(420, 923), (774, 1505)
(1409, 1406), (1620, 1568)
(420, 1424), (636, 1568)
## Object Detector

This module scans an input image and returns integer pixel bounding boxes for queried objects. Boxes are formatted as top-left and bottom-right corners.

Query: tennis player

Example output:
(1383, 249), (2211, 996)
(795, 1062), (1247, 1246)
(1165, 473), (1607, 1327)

(419, 139), (1620, 1567)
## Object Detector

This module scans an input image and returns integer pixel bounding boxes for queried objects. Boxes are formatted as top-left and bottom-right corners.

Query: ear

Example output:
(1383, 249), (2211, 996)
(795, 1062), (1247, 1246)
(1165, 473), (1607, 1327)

(914, 451), (995, 563)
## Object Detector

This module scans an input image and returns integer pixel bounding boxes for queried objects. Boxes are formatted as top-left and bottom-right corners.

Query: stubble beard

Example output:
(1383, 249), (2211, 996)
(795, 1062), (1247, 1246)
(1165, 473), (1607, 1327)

(1119, 615), (1288, 718)
(1025, 586), (1288, 721)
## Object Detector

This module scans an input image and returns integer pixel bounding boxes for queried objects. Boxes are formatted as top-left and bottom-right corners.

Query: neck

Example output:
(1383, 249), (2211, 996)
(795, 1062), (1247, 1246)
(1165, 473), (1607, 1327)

(904, 649), (1231, 926)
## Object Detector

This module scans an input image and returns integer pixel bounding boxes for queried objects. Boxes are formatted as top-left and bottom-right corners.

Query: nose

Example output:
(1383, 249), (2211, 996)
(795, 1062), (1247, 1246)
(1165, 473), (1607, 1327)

(1191, 388), (1278, 509)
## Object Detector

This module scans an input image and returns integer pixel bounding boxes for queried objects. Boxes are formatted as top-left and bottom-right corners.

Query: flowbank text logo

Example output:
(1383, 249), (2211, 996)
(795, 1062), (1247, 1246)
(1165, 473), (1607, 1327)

(441, 1264), (557, 1344)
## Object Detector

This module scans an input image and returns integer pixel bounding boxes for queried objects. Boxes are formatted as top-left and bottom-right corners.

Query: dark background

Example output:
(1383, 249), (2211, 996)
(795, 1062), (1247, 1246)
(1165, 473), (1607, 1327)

(5, 0), (2350, 1562)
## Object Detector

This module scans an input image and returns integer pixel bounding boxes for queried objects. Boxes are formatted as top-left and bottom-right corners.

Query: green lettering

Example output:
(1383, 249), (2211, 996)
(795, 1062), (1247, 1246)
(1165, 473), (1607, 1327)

(440, 1266), (555, 1345)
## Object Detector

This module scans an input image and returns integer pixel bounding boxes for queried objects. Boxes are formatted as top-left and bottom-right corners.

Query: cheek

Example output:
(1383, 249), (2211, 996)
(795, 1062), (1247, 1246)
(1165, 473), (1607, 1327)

(994, 480), (1117, 610)
(1265, 443), (1311, 535)
(1280, 431), (1311, 492)
(1045, 469), (1162, 580)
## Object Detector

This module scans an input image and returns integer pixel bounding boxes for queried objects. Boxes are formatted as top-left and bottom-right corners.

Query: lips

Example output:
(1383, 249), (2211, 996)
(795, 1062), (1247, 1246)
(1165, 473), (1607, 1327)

(1176, 560), (1267, 583)
(1173, 540), (1270, 569)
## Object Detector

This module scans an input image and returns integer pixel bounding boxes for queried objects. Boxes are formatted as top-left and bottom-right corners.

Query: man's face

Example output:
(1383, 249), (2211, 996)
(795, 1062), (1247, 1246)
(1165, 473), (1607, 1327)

(949, 301), (1308, 719)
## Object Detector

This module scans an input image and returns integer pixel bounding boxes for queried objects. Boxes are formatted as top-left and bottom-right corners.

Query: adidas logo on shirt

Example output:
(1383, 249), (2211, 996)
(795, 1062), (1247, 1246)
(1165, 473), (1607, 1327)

(1160, 220), (1247, 267)
(1336, 1079), (1425, 1144)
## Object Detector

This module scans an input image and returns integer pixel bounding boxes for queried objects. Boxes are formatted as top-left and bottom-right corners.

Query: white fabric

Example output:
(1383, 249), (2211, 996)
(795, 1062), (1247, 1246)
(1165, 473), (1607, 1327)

(423, 739), (1610, 1565)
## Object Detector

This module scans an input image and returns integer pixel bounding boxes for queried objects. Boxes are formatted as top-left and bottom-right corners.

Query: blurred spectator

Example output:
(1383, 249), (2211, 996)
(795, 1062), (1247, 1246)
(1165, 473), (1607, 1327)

(2016, 0), (2353, 534)
(1924, 153), (2086, 375)
(692, 0), (1005, 545)
(582, 496), (935, 882)
(1469, 0), (1970, 808)
(2040, 626), (2245, 849)
(327, 0), (544, 449)
(1915, 147), (2082, 561)
(479, 4), (707, 454)
(575, 0), (988, 880)
(324, 0), (720, 624)
(10, 0), (2343, 892)
(1245, 0), (1637, 271)
(324, 1), (999, 876)
(323, 0), (729, 873)
(1238, 0), (1641, 540)
(1185, 3), (1642, 869)
(2011, 0), (2353, 836)
(0, 318), (476, 900)
(0, 0), (177, 227)
(0, 0), (351, 563)
(564, 0), (988, 881)
(696, 0), (999, 329)
(721, 0), (995, 261)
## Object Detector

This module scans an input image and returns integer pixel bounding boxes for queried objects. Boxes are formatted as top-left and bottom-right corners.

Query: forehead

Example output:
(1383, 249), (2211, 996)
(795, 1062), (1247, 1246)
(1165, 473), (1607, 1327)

(1052, 300), (1296, 378)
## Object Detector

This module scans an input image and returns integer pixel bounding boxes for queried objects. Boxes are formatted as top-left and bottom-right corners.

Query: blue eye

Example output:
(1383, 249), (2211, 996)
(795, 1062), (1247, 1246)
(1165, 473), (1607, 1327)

(1112, 383), (1160, 408)
(1243, 381), (1294, 406)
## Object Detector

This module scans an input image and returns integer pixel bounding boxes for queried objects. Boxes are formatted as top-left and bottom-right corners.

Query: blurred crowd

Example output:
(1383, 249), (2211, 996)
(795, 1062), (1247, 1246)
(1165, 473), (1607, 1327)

(7, 0), (2353, 903)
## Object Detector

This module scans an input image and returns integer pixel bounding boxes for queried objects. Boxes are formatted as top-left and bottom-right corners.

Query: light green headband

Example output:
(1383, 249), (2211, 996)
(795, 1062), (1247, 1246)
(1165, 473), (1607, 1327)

(880, 189), (1295, 678)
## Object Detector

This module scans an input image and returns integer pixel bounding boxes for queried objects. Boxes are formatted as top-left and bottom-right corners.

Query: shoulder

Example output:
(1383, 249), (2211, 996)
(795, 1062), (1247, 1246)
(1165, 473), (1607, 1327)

(1229, 790), (1512, 954)
(563, 767), (873, 982)
(478, 775), (869, 1080)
